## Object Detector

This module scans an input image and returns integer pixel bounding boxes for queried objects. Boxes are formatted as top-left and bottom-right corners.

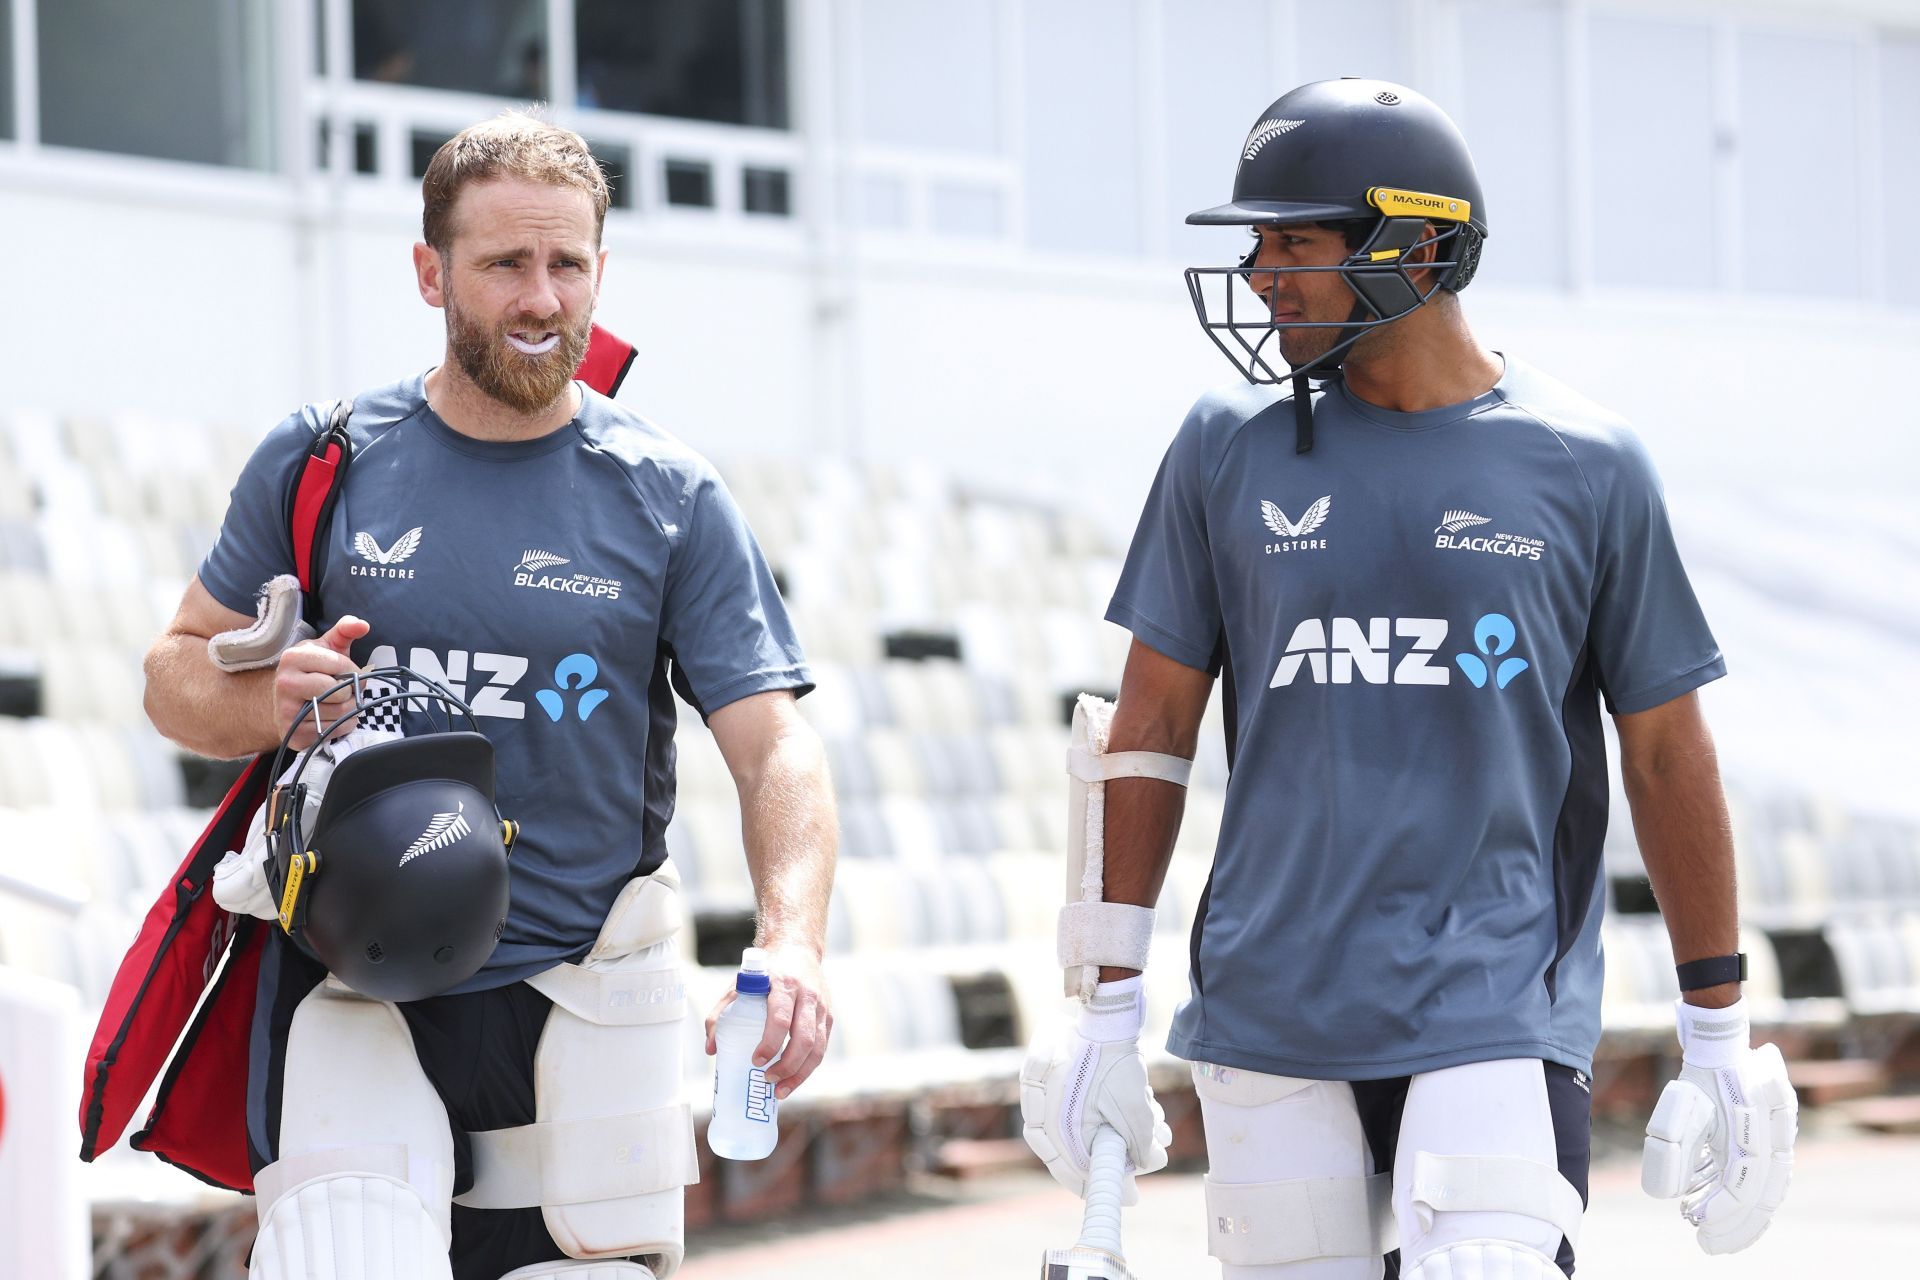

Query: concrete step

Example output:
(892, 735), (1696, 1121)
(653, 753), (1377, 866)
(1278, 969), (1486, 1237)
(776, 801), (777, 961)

(1833, 1095), (1920, 1135)
(1788, 1058), (1890, 1107)
(932, 1136), (1037, 1179)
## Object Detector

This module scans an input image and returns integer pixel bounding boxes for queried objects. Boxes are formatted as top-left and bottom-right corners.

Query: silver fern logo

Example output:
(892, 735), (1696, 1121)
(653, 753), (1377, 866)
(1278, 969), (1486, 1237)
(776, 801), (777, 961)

(515, 549), (571, 574)
(399, 802), (470, 867)
(1243, 117), (1305, 160)
(1435, 510), (1490, 535)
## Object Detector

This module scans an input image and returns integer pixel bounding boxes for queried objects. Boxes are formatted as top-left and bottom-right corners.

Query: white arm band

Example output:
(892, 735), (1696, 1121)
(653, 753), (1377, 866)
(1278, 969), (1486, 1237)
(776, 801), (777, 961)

(1067, 746), (1194, 787)
(1061, 694), (1192, 1001)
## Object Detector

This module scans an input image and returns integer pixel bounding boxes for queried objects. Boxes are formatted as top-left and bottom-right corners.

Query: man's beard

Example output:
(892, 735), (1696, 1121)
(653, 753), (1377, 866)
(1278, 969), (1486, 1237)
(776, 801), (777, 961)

(445, 290), (593, 415)
(1277, 324), (1345, 372)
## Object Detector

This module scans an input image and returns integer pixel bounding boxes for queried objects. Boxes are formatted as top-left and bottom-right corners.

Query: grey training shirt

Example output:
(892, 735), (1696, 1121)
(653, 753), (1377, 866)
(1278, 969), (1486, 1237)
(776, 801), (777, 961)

(1109, 357), (1723, 1079)
(201, 373), (812, 991)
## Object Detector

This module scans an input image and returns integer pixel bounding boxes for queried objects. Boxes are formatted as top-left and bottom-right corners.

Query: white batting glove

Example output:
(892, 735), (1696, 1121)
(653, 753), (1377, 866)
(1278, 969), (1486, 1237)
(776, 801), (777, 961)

(1641, 998), (1798, 1253)
(1019, 976), (1171, 1204)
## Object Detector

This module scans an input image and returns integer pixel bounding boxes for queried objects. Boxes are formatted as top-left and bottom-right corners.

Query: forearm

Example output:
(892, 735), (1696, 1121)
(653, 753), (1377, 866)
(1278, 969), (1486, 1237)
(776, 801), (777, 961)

(737, 728), (837, 957)
(142, 633), (277, 760)
(1622, 727), (1742, 1009)
(1095, 710), (1199, 982)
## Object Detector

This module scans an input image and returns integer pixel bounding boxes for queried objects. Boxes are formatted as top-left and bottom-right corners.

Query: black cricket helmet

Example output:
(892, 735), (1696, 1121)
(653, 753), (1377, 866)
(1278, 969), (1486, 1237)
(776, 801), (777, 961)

(1183, 78), (1488, 442)
(265, 666), (517, 1002)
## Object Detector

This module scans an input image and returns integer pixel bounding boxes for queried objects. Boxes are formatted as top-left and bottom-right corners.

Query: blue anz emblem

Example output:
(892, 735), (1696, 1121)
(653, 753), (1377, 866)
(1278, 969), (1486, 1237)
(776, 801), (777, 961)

(536, 653), (612, 722)
(1455, 613), (1530, 689)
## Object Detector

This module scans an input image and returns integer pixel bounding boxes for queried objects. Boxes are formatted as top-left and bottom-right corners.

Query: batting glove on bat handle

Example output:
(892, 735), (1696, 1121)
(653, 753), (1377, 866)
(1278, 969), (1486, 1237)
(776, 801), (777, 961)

(1640, 998), (1798, 1254)
(1020, 977), (1171, 1205)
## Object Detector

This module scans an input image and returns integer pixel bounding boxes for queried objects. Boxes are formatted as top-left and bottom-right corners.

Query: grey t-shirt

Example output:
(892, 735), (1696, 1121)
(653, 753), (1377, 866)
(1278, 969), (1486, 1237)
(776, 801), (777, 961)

(201, 374), (811, 991)
(1109, 357), (1723, 1079)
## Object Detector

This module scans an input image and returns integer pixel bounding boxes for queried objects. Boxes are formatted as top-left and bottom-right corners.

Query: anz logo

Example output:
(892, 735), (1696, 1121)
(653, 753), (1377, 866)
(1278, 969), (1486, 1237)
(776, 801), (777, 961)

(1269, 613), (1529, 689)
(365, 647), (615, 724)
(367, 646), (528, 718)
(536, 653), (612, 722)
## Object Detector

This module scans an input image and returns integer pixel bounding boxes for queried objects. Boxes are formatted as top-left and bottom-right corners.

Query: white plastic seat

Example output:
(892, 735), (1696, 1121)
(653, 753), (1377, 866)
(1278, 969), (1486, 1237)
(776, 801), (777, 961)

(947, 860), (1008, 943)
(989, 852), (1056, 944)
(966, 671), (1020, 727)
(677, 801), (750, 903)
(27, 720), (110, 811)
(0, 572), (57, 646)
(120, 726), (188, 810)
(823, 734), (879, 800)
(835, 799), (893, 860)
(863, 726), (924, 795)
(908, 733), (961, 799)
(0, 722), (51, 807)
(879, 796), (942, 866)
(1775, 830), (1831, 926)
(795, 660), (863, 735)
(671, 724), (733, 802)
(988, 796), (1042, 853)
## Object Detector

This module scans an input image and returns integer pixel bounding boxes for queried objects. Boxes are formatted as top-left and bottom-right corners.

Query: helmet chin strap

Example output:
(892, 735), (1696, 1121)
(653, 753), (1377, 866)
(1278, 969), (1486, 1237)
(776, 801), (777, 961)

(1284, 299), (1373, 454)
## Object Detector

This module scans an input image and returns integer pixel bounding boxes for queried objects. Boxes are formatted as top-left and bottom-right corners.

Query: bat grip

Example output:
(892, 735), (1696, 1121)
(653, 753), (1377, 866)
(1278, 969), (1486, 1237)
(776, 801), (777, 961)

(1078, 1125), (1128, 1254)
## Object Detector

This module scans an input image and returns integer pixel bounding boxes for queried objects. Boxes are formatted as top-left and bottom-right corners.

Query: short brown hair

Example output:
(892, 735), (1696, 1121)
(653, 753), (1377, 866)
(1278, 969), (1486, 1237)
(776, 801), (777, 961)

(421, 111), (611, 251)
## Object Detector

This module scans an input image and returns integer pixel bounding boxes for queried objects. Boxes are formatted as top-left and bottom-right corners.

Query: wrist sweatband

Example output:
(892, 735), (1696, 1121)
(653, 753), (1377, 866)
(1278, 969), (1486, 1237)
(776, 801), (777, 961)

(1676, 952), (1746, 992)
(1078, 976), (1145, 1043)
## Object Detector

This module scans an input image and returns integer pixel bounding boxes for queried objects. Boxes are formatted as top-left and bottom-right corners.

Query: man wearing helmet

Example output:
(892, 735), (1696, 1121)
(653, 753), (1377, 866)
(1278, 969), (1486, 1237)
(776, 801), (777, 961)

(1023, 79), (1797, 1278)
(140, 113), (835, 1280)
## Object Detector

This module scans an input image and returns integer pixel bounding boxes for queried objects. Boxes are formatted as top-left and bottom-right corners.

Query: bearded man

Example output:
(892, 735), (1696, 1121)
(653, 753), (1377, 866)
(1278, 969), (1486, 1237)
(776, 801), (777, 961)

(140, 112), (836, 1280)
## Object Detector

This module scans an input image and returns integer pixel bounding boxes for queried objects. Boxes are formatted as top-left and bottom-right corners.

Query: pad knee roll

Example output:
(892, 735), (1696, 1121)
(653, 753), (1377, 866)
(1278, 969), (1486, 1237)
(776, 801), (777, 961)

(1400, 1241), (1562, 1279)
(1402, 1152), (1579, 1274)
(497, 1263), (657, 1280)
(250, 1174), (452, 1280)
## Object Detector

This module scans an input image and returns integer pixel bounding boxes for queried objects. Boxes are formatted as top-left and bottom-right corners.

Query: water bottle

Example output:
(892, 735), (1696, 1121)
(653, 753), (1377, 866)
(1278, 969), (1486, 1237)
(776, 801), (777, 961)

(708, 946), (779, 1160)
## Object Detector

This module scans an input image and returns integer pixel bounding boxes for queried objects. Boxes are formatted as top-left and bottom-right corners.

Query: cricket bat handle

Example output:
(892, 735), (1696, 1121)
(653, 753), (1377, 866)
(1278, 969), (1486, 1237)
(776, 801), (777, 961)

(1078, 1125), (1128, 1254)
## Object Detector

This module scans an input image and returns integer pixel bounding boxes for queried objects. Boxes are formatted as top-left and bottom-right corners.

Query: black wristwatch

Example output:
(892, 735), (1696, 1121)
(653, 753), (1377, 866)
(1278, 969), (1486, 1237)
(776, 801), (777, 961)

(1676, 952), (1747, 992)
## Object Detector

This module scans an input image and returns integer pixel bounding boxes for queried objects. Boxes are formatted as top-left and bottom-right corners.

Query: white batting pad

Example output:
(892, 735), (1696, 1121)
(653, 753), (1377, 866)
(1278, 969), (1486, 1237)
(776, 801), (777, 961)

(249, 1174), (452, 1280)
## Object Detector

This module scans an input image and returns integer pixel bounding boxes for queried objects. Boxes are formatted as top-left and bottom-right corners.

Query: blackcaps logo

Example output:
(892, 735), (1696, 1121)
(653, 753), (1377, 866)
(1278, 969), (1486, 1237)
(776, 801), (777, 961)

(1433, 508), (1547, 561)
(511, 549), (622, 600)
(1243, 117), (1305, 160)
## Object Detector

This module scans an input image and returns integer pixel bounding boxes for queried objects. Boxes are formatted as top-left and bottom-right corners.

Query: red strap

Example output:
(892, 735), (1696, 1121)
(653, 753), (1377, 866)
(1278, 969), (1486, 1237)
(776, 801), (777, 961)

(576, 323), (637, 398)
(290, 442), (343, 591)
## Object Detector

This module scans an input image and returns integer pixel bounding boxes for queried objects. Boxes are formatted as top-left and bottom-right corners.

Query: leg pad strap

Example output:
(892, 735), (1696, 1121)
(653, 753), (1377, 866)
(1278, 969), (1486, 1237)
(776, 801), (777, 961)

(1204, 1171), (1393, 1265)
(456, 1104), (698, 1210)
